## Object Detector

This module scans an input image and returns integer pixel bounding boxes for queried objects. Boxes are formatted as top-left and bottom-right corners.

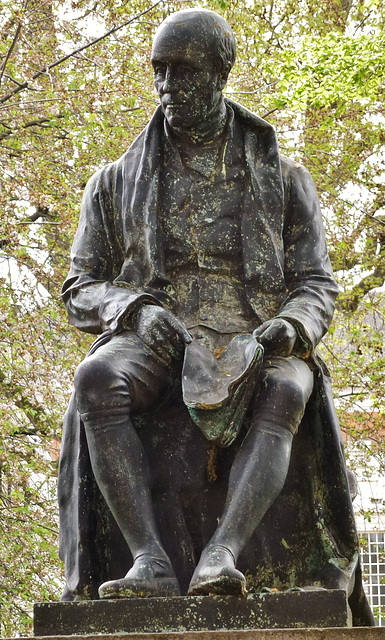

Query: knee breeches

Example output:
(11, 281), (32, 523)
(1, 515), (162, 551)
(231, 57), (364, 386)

(252, 355), (314, 434)
(74, 333), (313, 434)
(74, 332), (177, 424)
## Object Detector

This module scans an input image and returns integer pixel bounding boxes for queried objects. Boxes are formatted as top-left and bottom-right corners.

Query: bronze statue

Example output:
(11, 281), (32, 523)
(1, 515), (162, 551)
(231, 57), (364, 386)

(58, 8), (373, 625)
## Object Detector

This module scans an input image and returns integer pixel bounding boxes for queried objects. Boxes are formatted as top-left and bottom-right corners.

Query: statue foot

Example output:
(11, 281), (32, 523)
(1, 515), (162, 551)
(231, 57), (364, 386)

(60, 585), (86, 602)
(188, 545), (246, 596)
(98, 554), (181, 599)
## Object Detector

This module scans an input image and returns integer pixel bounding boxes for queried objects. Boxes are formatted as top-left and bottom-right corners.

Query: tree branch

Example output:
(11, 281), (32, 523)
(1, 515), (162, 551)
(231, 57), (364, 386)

(24, 0), (54, 20)
(4, 516), (58, 536)
(0, 0), (164, 105)
(0, 0), (30, 87)
(329, 249), (361, 272)
(302, 152), (385, 230)
(340, 0), (353, 21)
(0, 24), (22, 87)
(3, 73), (29, 88)
(337, 229), (385, 312)
(0, 114), (64, 140)
(0, 369), (51, 436)
(26, 204), (53, 222)
(261, 106), (282, 119)
(337, 266), (385, 312)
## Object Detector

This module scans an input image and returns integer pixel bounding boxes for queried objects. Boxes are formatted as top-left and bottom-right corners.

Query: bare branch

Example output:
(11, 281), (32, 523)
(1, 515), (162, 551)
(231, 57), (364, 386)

(261, 106), (282, 119)
(23, 116), (59, 128)
(338, 267), (385, 312)
(120, 106), (143, 114)
(302, 152), (385, 230)
(0, 98), (62, 110)
(0, 0), (164, 105)
(62, 1), (98, 24)
(3, 74), (28, 88)
(16, 221), (60, 225)
(0, 113), (64, 140)
(24, 0), (54, 20)
(76, 52), (104, 70)
(0, 369), (51, 436)
(0, 24), (22, 87)
(23, 204), (47, 223)
(230, 80), (279, 96)
(329, 250), (361, 272)
(318, 185), (385, 229)
(5, 516), (58, 536)
(0, 0), (30, 87)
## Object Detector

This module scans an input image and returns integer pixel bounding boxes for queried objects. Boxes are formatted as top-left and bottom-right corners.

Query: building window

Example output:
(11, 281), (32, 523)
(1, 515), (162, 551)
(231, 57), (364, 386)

(360, 531), (385, 626)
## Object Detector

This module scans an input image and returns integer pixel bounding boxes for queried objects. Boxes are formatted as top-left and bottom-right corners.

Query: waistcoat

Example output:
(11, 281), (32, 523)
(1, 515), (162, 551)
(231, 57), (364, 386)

(158, 108), (256, 338)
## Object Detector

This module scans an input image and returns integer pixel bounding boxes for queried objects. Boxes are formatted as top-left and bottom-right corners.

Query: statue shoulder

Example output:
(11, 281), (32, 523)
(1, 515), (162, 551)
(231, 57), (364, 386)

(280, 154), (311, 180)
(83, 127), (148, 195)
(84, 105), (164, 195)
(228, 98), (276, 136)
(279, 154), (322, 228)
(280, 154), (318, 199)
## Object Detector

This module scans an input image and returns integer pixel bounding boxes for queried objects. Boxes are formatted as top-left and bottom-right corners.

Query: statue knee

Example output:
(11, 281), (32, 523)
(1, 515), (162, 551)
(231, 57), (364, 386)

(74, 355), (131, 417)
(256, 359), (313, 433)
(278, 375), (311, 415)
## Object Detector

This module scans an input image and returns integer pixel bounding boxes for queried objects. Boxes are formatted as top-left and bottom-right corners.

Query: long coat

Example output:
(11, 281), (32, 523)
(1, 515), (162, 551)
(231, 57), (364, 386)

(59, 100), (373, 625)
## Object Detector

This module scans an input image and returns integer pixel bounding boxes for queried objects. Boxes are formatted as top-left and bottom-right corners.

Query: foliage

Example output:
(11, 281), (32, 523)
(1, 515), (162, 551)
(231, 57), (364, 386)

(0, 0), (384, 634)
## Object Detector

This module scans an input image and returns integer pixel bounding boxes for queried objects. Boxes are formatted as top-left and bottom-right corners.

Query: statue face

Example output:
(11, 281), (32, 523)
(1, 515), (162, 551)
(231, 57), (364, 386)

(151, 24), (225, 132)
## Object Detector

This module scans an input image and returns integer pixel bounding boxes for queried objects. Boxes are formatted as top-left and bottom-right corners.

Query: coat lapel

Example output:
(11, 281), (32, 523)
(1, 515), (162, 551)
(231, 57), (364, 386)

(227, 100), (286, 321)
(118, 107), (171, 298)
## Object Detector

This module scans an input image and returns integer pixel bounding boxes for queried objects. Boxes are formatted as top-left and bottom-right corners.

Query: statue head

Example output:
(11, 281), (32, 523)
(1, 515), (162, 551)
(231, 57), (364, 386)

(151, 9), (236, 134)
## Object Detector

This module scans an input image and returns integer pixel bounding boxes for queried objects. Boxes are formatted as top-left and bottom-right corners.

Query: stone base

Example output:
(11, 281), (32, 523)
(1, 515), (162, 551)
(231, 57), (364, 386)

(34, 591), (350, 636)
(17, 631), (385, 640)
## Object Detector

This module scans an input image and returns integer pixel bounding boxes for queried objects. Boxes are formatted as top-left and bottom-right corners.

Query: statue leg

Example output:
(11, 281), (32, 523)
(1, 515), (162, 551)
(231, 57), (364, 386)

(74, 332), (181, 598)
(188, 356), (314, 595)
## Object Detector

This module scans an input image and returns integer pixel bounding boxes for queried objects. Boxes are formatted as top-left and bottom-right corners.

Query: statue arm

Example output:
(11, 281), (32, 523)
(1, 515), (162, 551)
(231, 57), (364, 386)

(276, 158), (339, 355)
(61, 167), (159, 335)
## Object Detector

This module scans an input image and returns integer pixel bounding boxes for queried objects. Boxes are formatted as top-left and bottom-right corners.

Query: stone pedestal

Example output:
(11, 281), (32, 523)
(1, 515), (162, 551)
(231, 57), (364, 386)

(34, 591), (350, 636)
(19, 631), (385, 640)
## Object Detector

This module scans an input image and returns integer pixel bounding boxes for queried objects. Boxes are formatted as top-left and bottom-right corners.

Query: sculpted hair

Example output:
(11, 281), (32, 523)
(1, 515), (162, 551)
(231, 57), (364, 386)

(210, 13), (236, 73)
(159, 9), (236, 73)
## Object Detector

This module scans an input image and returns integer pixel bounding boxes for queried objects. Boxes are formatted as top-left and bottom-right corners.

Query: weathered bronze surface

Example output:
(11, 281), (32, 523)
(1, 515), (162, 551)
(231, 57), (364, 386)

(58, 8), (373, 627)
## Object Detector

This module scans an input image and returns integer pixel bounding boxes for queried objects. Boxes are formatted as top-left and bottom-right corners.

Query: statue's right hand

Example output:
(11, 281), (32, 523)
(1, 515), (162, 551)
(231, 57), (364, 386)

(136, 305), (192, 364)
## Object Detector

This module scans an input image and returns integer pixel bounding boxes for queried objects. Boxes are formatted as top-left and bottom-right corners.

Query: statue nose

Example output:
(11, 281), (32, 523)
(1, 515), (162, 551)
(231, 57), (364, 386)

(162, 78), (173, 93)
(161, 69), (178, 93)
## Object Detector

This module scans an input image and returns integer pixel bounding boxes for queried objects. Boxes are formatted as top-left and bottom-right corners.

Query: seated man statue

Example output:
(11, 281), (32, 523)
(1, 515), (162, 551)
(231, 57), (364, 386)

(58, 8), (373, 625)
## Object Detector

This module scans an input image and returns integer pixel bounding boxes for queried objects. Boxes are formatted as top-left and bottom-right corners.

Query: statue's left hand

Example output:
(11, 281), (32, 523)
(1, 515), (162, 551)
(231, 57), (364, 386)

(253, 318), (297, 357)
